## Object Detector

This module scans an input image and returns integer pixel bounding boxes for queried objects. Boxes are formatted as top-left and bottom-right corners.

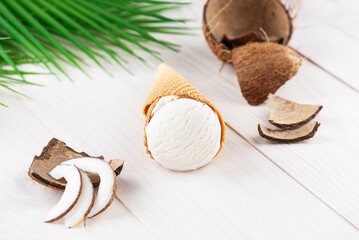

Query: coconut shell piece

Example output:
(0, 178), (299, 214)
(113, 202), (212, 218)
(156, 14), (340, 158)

(258, 122), (320, 143)
(203, 0), (292, 63)
(268, 95), (323, 129)
(28, 138), (124, 190)
(232, 42), (301, 105)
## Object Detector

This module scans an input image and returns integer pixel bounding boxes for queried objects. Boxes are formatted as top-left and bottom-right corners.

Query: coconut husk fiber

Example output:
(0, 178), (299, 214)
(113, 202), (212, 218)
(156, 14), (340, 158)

(143, 63), (226, 159)
(232, 42), (301, 105)
(203, 0), (293, 63)
(28, 138), (124, 190)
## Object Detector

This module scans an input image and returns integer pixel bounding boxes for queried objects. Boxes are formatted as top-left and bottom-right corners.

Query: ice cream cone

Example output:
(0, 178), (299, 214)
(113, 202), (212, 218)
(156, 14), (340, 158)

(143, 63), (226, 160)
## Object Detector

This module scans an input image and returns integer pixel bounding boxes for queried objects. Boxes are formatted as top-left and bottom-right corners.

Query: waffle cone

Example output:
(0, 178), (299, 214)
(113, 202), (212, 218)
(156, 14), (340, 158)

(143, 63), (226, 159)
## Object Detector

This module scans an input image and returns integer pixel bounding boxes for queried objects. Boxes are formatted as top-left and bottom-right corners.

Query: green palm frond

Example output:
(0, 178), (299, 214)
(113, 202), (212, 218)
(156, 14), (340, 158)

(0, 0), (191, 106)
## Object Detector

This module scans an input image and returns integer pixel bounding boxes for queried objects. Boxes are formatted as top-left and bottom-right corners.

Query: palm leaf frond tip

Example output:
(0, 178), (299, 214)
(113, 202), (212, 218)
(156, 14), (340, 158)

(0, 0), (191, 106)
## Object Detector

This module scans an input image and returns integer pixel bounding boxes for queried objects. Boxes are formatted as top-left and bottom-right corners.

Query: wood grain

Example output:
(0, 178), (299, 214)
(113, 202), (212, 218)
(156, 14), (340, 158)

(5, 73), (358, 239)
(164, 40), (359, 228)
(0, 96), (156, 240)
(163, 1), (359, 228)
(289, 0), (359, 91)
(1, 1), (359, 239)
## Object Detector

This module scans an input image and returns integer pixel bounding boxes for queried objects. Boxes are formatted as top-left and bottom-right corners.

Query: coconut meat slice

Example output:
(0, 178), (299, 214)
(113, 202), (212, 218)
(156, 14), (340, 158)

(44, 165), (82, 222)
(258, 122), (320, 143)
(62, 157), (116, 218)
(268, 95), (323, 129)
(65, 169), (94, 228)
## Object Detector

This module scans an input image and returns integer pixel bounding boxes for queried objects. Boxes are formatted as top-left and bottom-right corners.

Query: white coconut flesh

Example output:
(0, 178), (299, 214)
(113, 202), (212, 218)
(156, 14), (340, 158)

(64, 169), (94, 228)
(44, 165), (82, 222)
(62, 157), (116, 218)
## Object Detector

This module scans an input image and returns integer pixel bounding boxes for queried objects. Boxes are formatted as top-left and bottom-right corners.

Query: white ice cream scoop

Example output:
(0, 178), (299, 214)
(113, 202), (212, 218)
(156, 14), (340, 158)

(145, 95), (222, 171)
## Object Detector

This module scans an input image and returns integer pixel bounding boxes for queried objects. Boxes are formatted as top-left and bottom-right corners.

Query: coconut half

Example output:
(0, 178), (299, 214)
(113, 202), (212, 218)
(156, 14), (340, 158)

(62, 158), (116, 218)
(267, 95), (323, 129)
(258, 122), (321, 143)
(44, 165), (82, 222)
(203, 0), (301, 105)
(203, 0), (293, 63)
(28, 138), (124, 190)
(232, 42), (301, 105)
(64, 169), (95, 228)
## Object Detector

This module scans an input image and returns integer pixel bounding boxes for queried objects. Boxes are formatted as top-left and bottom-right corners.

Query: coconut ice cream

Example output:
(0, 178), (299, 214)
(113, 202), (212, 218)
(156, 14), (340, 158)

(146, 95), (222, 171)
(143, 64), (226, 171)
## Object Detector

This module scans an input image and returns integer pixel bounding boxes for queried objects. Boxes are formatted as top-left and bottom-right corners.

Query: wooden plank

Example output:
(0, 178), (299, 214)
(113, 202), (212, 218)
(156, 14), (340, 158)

(153, 32), (359, 229)
(1, 1), (359, 239)
(163, 2), (359, 228)
(290, 20), (359, 91)
(288, 0), (359, 91)
(298, 0), (359, 41)
(0, 95), (156, 240)
(186, 0), (359, 92)
(10, 55), (358, 239)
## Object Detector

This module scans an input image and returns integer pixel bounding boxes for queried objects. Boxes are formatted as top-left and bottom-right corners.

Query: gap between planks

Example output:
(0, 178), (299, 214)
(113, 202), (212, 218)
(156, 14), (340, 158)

(294, 50), (359, 94)
(3, 1), (358, 237)
(12, 2), (359, 230)
(18, 85), (359, 234)
(225, 122), (359, 232)
(16, 93), (160, 240)
(114, 194), (160, 240)
(205, 53), (359, 229)
(16, 43), (359, 236)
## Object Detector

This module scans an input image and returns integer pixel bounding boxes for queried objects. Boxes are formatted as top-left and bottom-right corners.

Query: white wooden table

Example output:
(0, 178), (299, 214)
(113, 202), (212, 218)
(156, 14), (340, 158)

(1, 1), (359, 239)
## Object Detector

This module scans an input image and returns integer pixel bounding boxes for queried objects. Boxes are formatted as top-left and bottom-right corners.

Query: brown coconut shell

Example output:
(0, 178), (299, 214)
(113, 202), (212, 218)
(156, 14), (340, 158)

(203, 0), (293, 63)
(28, 138), (124, 191)
(203, 0), (300, 105)
(232, 42), (301, 105)
(258, 121), (321, 143)
(267, 95), (323, 129)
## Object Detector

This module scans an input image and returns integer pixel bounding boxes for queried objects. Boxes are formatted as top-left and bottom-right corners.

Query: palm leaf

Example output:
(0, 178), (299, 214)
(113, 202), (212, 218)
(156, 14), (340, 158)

(48, 0), (145, 63)
(0, 0), (191, 106)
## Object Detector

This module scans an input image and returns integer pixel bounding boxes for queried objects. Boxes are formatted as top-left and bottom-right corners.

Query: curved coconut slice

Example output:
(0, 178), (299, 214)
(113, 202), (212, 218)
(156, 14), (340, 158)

(44, 165), (82, 222)
(65, 169), (94, 228)
(203, 0), (292, 63)
(232, 42), (301, 105)
(267, 95), (323, 129)
(28, 138), (124, 190)
(258, 122), (320, 143)
(62, 157), (116, 218)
